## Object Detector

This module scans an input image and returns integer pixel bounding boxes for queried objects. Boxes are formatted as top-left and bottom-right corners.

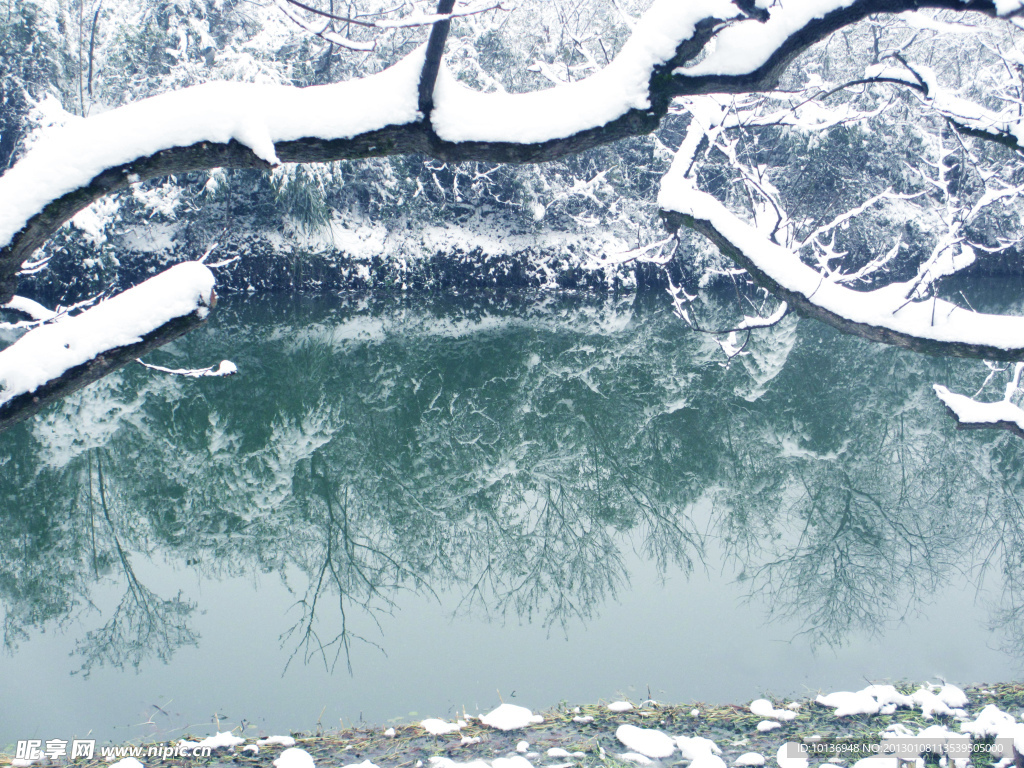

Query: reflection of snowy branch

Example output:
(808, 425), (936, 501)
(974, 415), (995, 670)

(934, 363), (1024, 439)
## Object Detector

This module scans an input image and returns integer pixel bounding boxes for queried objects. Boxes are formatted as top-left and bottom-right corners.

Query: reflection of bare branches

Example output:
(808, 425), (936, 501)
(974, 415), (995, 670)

(73, 451), (198, 676)
(73, 586), (197, 677)
(727, 418), (971, 647)
(281, 453), (436, 673)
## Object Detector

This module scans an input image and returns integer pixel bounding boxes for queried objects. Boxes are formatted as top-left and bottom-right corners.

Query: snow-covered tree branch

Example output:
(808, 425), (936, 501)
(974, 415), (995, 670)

(7, 0), (1024, 429)
(2, 0), (1023, 306)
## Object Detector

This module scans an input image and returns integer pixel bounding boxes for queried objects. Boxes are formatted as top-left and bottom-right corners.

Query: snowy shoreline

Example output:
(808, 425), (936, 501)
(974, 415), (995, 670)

(12, 682), (1024, 768)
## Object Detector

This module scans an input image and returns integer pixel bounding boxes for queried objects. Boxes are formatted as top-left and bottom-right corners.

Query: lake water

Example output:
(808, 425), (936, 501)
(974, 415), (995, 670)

(1, 288), (1023, 747)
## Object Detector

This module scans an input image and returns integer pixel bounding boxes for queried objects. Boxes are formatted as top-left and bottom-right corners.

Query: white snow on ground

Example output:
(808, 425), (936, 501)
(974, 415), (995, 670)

(421, 718), (468, 735)
(430, 0), (737, 144)
(273, 748), (316, 768)
(675, 736), (722, 759)
(0, 46), (424, 251)
(750, 700), (797, 721)
(816, 684), (956, 718)
(776, 743), (808, 768)
(617, 754), (654, 765)
(179, 732), (245, 749)
(960, 704), (1017, 738)
(911, 685), (967, 719)
(659, 161), (1024, 352)
(862, 685), (915, 709)
(756, 721), (781, 732)
(429, 757), (533, 768)
(257, 736), (298, 747)
(815, 690), (882, 717)
(677, 735), (726, 768)
(0, 261), (215, 405)
(109, 760), (145, 768)
(615, 725), (676, 758)
(734, 754), (765, 766)
(956, 704), (1024, 761)
(608, 701), (634, 713)
(479, 704), (543, 731)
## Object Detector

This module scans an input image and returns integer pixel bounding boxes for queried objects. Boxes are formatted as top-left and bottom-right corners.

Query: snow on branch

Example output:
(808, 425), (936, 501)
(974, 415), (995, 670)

(429, 0), (742, 144)
(0, 0), (1022, 309)
(659, 132), (1024, 359)
(0, 45), (426, 256)
(672, 0), (1024, 95)
(934, 363), (1024, 437)
(137, 359), (238, 378)
(0, 262), (217, 430)
(279, 0), (507, 30)
(2, 296), (58, 323)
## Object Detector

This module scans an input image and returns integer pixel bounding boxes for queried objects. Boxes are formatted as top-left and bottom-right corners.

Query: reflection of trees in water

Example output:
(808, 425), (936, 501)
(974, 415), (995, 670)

(0, 292), (1023, 673)
(72, 451), (198, 676)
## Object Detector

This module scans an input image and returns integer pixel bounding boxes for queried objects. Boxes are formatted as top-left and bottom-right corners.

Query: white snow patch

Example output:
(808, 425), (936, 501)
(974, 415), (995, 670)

(750, 700), (797, 721)
(815, 691), (881, 717)
(683, 0), (858, 78)
(180, 732), (245, 750)
(616, 754), (653, 765)
(676, 736), (723, 760)
(757, 721), (781, 732)
(421, 718), (467, 735)
(109, 760), (145, 768)
(776, 743), (808, 768)
(608, 701), (634, 713)
(734, 754), (765, 766)
(615, 725), (675, 758)
(258, 737), (297, 747)
(273, 749), (316, 768)
(960, 704), (1017, 738)
(480, 704), (543, 731)
(3, 295), (57, 322)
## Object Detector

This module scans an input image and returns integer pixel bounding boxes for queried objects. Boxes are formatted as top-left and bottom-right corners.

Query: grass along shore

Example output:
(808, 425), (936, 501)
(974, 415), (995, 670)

(4, 682), (1024, 768)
